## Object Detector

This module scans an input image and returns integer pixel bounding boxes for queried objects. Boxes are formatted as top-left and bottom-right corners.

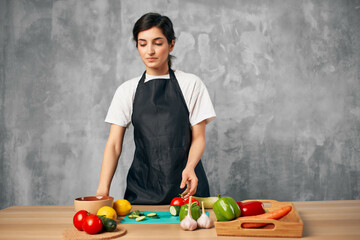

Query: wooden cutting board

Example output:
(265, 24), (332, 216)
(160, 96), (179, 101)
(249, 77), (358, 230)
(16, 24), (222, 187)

(62, 226), (126, 240)
(214, 199), (303, 238)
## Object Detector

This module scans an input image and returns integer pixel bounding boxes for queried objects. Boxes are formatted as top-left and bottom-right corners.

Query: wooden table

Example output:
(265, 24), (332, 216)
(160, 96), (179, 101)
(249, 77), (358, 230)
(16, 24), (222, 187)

(0, 200), (359, 240)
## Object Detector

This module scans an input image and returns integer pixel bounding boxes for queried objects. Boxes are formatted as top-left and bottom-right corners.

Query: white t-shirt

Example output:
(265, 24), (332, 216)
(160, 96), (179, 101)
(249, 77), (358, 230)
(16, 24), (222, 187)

(105, 70), (216, 127)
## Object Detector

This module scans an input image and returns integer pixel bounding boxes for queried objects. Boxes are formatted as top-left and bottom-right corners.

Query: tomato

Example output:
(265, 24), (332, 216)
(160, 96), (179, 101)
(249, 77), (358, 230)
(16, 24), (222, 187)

(237, 201), (265, 216)
(73, 210), (88, 231)
(183, 197), (200, 206)
(82, 214), (103, 234)
(170, 197), (185, 206)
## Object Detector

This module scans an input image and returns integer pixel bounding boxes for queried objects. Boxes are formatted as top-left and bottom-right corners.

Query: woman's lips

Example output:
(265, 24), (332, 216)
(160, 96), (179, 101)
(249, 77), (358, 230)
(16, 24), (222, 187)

(146, 57), (157, 62)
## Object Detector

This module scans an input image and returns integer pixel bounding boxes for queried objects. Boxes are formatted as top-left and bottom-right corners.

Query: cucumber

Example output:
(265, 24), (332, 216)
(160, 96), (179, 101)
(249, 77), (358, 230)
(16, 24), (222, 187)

(130, 210), (141, 216)
(135, 216), (146, 221)
(102, 218), (117, 232)
(169, 205), (181, 216)
(146, 212), (157, 217)
(192, 196), (219, 208)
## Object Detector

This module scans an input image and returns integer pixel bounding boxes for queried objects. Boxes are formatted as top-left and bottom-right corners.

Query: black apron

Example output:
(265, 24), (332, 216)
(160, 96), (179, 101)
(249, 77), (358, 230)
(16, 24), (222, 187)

(124, 69), (210, 204)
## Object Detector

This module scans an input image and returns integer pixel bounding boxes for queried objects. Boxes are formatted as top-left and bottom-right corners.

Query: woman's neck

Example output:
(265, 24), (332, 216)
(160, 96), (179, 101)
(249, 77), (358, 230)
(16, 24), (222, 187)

(146, 65), (170, 76)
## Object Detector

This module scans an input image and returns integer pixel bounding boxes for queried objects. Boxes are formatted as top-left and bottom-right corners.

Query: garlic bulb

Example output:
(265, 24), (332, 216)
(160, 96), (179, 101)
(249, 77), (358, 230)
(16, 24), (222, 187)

(197, 201), (214, 229)
(180, 196), (198, 231)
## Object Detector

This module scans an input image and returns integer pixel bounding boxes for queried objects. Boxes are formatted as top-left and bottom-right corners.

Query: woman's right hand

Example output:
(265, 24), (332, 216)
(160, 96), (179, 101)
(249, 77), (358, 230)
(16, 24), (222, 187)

(96, 187), (109, 197)
(97, 124), (126, 198)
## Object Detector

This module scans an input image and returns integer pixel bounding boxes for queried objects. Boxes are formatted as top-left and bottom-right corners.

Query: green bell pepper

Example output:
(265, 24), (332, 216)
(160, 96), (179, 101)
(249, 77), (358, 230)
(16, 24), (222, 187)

(213, 195), (241, 221)
(179, 202), (201, 221)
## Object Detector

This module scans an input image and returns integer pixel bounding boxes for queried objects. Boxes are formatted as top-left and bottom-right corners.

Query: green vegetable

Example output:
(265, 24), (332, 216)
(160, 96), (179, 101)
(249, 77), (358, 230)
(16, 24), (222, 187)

(146, 212), (157, 217)
(130, 210), (141, 216)
(146, 212), (159, 218)
(98, 215), (117, 232)
(213, 195), (241, 221)
(179, 202), (201, 221)
(169, 205), (181, 216)
(192, 196), (218, 208)
(128, 210), (143, 219)
(136, 216), (145, 221)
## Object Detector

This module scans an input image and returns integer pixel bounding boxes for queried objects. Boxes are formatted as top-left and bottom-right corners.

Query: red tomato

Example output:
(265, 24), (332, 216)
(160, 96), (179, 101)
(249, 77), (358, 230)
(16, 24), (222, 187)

(73, 210), (88, 231)
(82, 214), (103, 234)
(170, 197), (184, 206)
(237, 201), (265, 216)
(183, 198), (200, 206)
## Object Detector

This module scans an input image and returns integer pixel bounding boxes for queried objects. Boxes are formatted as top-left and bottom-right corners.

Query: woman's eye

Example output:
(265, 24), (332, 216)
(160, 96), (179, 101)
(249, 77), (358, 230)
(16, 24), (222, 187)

(155, 43), (163, 46)
(139, 44), (146, 47)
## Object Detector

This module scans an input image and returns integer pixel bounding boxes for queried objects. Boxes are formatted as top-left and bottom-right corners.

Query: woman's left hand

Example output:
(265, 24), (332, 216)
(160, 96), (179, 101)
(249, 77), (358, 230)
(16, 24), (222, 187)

(180, 167), (198, 199)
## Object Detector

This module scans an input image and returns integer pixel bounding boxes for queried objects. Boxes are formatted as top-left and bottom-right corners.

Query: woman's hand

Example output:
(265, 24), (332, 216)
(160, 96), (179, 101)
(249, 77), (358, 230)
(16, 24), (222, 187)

(180, 167), (198, 199)
(96, 188), (109, 197)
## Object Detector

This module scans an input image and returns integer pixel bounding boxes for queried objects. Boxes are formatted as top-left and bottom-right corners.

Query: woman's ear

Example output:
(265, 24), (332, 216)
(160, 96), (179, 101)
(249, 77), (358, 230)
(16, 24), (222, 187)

(169, 40), (175, 52)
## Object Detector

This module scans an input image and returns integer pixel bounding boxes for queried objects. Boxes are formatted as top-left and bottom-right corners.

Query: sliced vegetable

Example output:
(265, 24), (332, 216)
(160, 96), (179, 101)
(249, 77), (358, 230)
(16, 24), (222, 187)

(169, 205), (181, 216)
(240, 206), (292, 228)
(146, 212), (157, 217)
(135, 216), (146, 221)
(130, 210), (140, 215)
(213, 195), (241, 221)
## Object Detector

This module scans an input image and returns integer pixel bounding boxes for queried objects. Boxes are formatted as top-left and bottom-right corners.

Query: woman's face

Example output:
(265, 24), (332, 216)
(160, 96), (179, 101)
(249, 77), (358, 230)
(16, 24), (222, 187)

(137, 27), (174, 75)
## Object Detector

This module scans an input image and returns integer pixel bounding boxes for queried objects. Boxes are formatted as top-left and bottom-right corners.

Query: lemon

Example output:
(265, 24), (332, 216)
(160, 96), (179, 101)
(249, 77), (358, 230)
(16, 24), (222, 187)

(113, 199), (132, 216)
(97, 206), (117, 220)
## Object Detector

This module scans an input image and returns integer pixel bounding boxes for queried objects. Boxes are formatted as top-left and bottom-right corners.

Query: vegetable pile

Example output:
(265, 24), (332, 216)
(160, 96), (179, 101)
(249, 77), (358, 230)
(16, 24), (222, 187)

(179, 196), (213, 231)
(171, 194), (293, 231)
(73, 209), (117, 234)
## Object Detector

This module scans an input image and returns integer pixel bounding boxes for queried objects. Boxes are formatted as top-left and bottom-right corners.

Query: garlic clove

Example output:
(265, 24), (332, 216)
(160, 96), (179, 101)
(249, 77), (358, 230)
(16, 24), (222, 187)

(197, 201), (214, 229)
(197, 213), (214, 228)
(180, 196), (198, 231)
(180, 215), (198, 231)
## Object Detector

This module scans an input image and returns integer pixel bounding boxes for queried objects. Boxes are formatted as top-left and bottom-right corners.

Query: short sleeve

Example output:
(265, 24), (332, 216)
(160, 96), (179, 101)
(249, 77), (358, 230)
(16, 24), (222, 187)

(189, 78), (216, 126)
(105, 81), (134, 127)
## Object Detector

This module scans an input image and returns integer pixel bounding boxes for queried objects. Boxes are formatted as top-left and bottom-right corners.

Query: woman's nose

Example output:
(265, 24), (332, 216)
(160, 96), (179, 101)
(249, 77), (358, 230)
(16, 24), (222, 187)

(147, 44), (155, 55)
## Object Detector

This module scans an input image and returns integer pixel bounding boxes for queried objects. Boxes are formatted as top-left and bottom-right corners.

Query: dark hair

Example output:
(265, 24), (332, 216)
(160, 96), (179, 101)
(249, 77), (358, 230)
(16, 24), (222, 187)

(133, 12), (176, 67)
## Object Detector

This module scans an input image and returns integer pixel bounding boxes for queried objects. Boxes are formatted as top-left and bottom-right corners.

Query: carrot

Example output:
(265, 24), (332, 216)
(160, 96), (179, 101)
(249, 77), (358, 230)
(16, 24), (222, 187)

(239, 206), (292, 228)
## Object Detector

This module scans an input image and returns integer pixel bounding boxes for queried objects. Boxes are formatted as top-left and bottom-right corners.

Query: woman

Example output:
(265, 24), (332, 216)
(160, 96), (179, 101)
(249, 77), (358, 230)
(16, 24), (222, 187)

(96, 12), (216, 204)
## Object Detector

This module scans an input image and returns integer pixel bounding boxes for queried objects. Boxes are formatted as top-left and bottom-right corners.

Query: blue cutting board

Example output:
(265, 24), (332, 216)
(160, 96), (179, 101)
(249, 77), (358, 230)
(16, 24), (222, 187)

(120, 210), (209, 224)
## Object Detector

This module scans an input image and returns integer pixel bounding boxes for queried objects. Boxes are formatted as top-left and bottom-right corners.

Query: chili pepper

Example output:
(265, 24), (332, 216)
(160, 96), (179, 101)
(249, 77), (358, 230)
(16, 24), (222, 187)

(213, 195), (241, 221)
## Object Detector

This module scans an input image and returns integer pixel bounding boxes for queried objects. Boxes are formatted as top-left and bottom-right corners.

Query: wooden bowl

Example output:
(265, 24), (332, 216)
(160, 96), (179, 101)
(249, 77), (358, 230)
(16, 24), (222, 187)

(74, 196), (114, 214)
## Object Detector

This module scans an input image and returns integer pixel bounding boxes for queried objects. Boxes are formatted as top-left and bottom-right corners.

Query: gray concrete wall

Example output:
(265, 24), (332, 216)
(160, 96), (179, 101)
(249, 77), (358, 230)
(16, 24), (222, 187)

(1, 0), (360, 209)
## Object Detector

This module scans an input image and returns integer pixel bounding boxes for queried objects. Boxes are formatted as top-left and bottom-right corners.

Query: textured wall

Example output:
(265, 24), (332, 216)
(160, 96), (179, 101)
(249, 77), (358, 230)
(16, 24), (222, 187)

(1, 0), (360, 209)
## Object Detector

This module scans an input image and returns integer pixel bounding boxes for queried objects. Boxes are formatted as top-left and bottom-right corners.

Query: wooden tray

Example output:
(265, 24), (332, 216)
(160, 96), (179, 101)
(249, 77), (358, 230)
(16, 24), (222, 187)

(214, 199), (303, 238)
